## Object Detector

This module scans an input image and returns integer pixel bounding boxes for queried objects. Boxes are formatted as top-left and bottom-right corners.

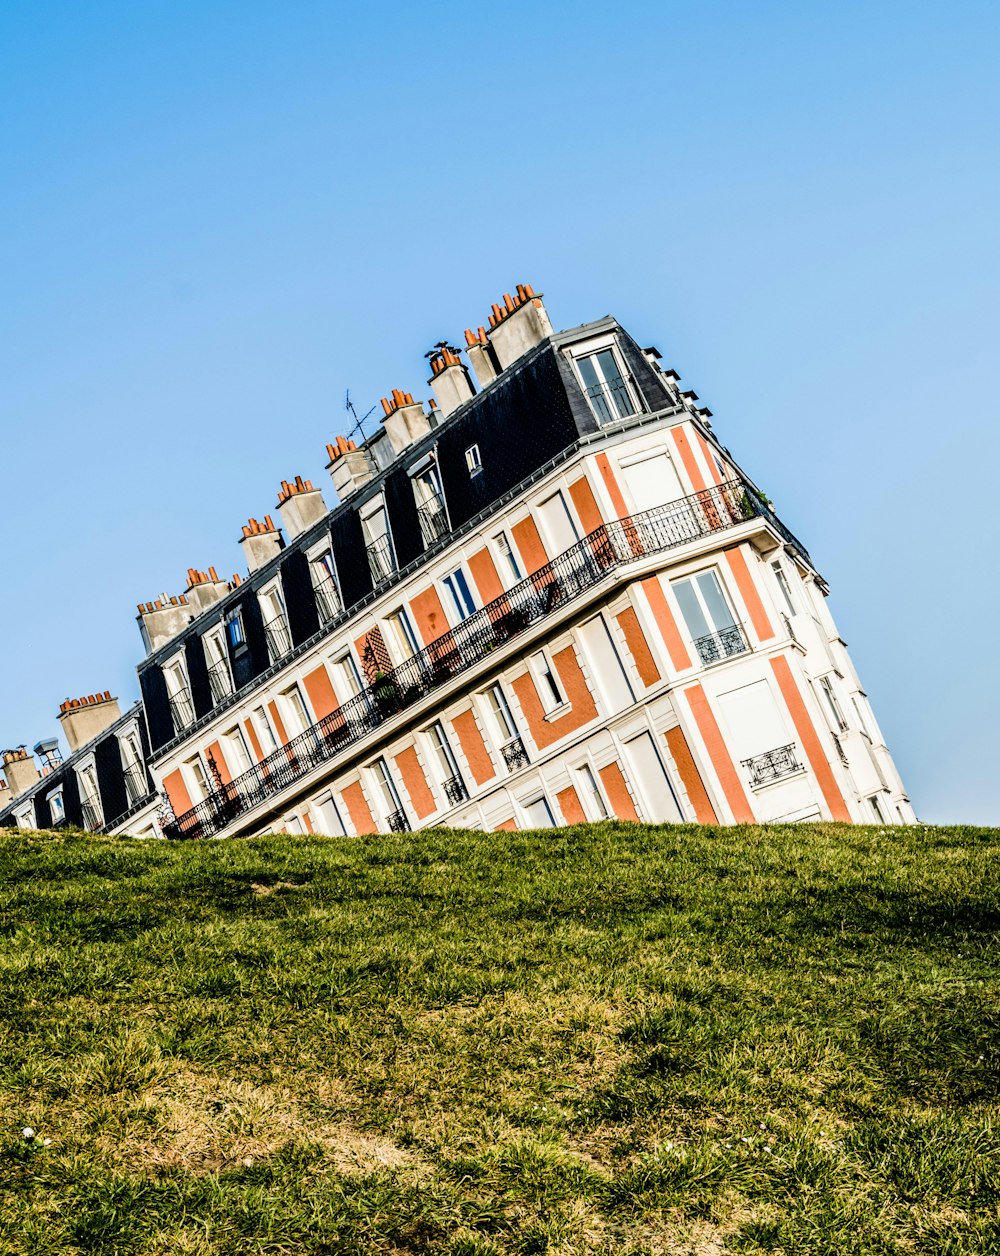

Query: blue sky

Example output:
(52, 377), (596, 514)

(2, 1), (997, 822)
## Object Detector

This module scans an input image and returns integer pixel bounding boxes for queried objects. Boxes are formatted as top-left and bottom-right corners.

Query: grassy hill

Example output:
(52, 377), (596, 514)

(1, 821), (998, 1255)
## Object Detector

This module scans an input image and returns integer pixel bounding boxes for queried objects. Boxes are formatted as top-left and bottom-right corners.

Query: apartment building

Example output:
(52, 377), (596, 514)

(0, 285), (914, 836)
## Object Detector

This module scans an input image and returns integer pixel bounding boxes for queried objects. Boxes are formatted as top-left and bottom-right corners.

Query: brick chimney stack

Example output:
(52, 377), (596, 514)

(276, 475), (327, 539)
(239, 515), (284, 573)
(427, 344), (475, 417)
(184, 566), (230, 615)
(326, 436), (374, 501)
(464, 326), (501, 389)
(484, 283), (553, 372)
(1, 748), (39, 800)
(380, 389), (432, 455)
(57, 691), (122, 754)
(137, 592), (192, 653)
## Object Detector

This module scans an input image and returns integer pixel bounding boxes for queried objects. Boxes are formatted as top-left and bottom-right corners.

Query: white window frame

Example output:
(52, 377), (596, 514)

(529, 649), (566, 717)
(465, 444), (483, 477)
(223, 724), (253, 776)
(384, 607), (420, 663)
(251, 706), (279, 754)
(369, 757), (406, 828)
(441, 565), (477, 624)
(77, 758), (104, 829)
(306, 541), (342, 623)
(359, 495), (396, 580)
(279, 684), (311, 738)
(47, 786), (65, 824)
(573, 762), (609, 820)
(771, 559), (799, 617)
(566, 335), (639, 425)
(671, 568), (743, 661)
(491, 530), (522, 587)
(182, 753), (211, 804)
(817, 674), (849, 733)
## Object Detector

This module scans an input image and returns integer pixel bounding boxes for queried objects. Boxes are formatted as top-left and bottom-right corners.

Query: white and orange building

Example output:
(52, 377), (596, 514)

(1, 285), (914, 836)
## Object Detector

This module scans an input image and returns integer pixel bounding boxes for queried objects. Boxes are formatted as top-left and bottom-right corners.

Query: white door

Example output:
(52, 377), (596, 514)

(623, 732), (683, 821)
(577, 615), (634, 715)
(315, 794), (347, 836)
(717, 680), (792, 761)
(537, 491), (579, 556)
(621, 451), (685, 512)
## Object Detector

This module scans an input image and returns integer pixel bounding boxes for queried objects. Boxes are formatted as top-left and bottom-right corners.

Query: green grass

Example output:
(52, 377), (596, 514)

(1, 821), (998, 1255)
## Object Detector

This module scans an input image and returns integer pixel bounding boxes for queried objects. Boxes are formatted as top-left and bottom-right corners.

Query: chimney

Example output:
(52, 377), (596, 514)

(326, 435), (374, 500)
(57, 691), (123, 754)
(33, 737), (62, 770)
(1, 748), (39, 799)
(380, 389), (432, 455)
(184, 566), (230, 615)
(485, 283), (553, 371)
(276, 475), (327, 539)
(239, 515), (284, 573)
(0, 779), (10, 810)
(464, 325), (501, 389)
(426, 344), (475, 417)
(137, 593), (192, 653)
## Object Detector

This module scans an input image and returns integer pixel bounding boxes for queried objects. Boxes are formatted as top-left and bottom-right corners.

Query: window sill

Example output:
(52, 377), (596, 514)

(542, 702), (571, 723)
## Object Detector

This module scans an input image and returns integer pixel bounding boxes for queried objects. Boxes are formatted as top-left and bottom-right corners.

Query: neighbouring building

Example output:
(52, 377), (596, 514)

(0, 284), (914, 837)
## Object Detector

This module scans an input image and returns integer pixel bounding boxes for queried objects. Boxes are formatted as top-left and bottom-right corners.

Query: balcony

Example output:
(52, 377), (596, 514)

(741, 744), (802, 788)
(167, 686), (196, 735)
(123, 764), (149, 808)
(585, 378), (635, 426)
(314, 573), (340, 625)
(386, 809), (409, 833)
(80, 798), (103, 832)
(442, 773), (468, 806)
(692, 624), (748, 666)
(263, 614), (293, 664)
(366, 535), (396, 586)
(417, 495), (449, 548)
(500, 737), (529, 772)
(207, 660), (233, 705)
(162, 479), (790, 840)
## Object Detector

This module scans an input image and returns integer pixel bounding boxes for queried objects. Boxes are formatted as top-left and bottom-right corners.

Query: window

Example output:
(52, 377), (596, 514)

(493, 531), (522, 584)
(576, 348), (635, 425)
(224, 726), (253, 775)
(574, 764), (608, 819)
(537, 491), (579, 556)
(119, 730), (148, 805)
(413, 463), (448, 547)
(332, 652), (363, 701)
(252, 706), (279, 753)
(869, 793), (887, 824)
(280, 685), (310, 737)
(427, 722), (466, 804)
(465, 444), (482, 477)
(361, 499), (395, 583)
(442, 567), (477, 622)
(183, 755), (210, 804)
(530, 650), (564, 714)
(226, 609), (245, 651)
(48, 789), (65, 824)
(310, 550), (341, 624)
(672, 570), (745, 665)
(164, 659), (195, 732)
(486, 684), (518, 743)
(371, 758), (406, 830)
(261, 585), (292, 662)
(522, 795), (556, 828)
(818, 675), (848, 732)
(385, 608), (419, 662)
(771, 560), (798, 617)
(204, 629), (233, 704)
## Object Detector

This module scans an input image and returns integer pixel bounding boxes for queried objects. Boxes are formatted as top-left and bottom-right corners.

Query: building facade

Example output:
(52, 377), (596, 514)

(0, 285), (914, 836)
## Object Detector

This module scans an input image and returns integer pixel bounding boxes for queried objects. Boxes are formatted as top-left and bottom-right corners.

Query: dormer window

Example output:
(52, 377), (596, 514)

(465, 444), (483, 477)
(360, 498), (396, 585)
(47, 787), (65, 825)
(411, 460), (449, 548)
(576, 347), (636, 425)
(260, 584), (292, 663)
(309, 548), (342, 624)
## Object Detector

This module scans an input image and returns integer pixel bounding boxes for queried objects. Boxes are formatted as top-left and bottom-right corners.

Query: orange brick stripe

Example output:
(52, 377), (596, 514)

(682, 684), (754, 822)
(163, 768), (193, 818)
(641, 576), (692, 672)
(512, 646), (598, 751)
(467, 547), (504, 605)
(671, 426), (709, 493)
(616, 606), (661, 686)
(595, 452), (629, 518)
(452, 710), (496, 785)
(302, 665), (338, 722)
(494, 817), (518, 831)
(568, 475), (604, 533)
(395, 746), (436, 820)
(696, 431), (725, 486)
(664, 726), (719, 823)
(511, 515), (549, 575)
(770, 655), (851, 822)
(724, 545), (775, 642)
(598, 761), (640, 821)
(342, 781), (376, 834)
(556, 784), (587, 824)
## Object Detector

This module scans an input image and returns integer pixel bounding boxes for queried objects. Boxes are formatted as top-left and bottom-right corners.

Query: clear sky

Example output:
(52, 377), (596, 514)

(2, 1), (997, 823)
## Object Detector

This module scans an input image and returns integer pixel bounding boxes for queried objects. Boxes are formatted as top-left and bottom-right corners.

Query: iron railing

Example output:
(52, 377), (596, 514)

(263, 614), (293, 664)
(207, 660), (233, 705)
(442, 773), (468, 806)
(81, 798), (103, 831)
(162, 480), (776, 839)
(585, 378), (635, 426)
(313, 573), (341, 625)
(692, 624), (748, 666)
(741, 743), (801, 788)
(386, 809), (409, 833)
(167, 687), (196, 735)
(500, 737), (530, 772)
(417, 495), (449, 548)
(366, 535), (396, 585)
(123, 764), (149, 808)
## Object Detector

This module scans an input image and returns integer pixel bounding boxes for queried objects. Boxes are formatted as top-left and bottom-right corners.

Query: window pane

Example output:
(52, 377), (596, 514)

(696, 571), (736, 631)
(578, 355), (614, 425)
(524, 796), (555, 828)
(596, 349), (632, 418)
(673, 579), (711, 640)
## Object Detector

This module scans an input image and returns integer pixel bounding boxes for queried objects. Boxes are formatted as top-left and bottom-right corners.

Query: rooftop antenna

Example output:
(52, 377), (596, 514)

(344, 388), (377, 443)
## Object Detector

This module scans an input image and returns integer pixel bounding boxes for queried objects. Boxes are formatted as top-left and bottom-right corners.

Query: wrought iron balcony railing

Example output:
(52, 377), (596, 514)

(442, 773), (468, 806)
(313, 573), (341, 625)
(741, 743), (801, 788)
(366, 535), (396, 585)
(123, 764), (149, 808)
(692, 623), (748, 666)
(386, 809), (409, 833)
(207, 660), (234, 705)
(500, 737), (530, 772)
(263, 614), (293, 664)
(417, 495), (449, 548)
(585, 378), (635, 426)
(167, 687), (197, 735)
(162, 479), (785, 840)
(81, 798), (103, 832)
